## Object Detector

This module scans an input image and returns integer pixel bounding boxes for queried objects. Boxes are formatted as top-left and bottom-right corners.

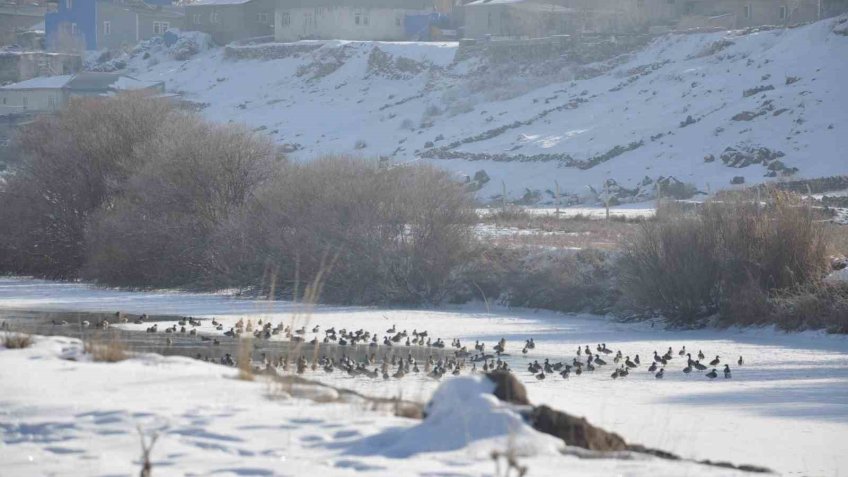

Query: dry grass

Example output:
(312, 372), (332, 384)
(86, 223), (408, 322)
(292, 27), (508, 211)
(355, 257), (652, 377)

(477, 213), (645, 251)
(236, 337), (254, 381)
(825, 223), (848, 257)
(1, 332), (33, 349)
(84, 332), (128, 362)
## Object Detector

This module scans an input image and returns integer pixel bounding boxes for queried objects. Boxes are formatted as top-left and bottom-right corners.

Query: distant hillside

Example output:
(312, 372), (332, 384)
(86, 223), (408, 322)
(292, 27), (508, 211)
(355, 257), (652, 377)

(124, 16), (848, 204)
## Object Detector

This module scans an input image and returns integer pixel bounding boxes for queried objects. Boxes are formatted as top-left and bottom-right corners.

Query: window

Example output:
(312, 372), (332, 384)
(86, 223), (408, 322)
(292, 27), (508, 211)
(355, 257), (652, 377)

(280, 11), (290, 26)
(153, 22), (170, 35)
(48, 96), (56, 109)
(744, 4), (751, 18)
(103, 21), (111, 36)
(363, 14), (369, 25)
(66, 0), (72, 9)
(257, 12), (271, 24)
(355, 12), (360, 25)
(70, 22), (78, 35)
(779, 5), (787, 19)
(210, 11), (220, 24)
(192, 13), (202, 24)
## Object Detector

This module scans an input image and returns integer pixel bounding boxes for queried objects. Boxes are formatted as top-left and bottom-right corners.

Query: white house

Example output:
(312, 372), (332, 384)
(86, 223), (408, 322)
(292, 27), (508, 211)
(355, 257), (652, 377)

(0, 75), (70, 115)
(0, 72), (165, 116)
(275, 0), (434, 42)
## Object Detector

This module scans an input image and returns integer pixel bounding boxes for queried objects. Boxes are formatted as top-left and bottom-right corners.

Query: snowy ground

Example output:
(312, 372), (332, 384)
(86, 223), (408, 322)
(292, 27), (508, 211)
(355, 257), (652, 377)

(0, 333), (755, 477)
(121, 17), (848, 203)
(1, 277), (847, 476)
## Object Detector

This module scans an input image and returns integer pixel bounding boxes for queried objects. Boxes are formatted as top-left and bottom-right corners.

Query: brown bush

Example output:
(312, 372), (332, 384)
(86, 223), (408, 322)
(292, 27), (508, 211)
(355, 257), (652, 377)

(0, 93), (173, 278)
(620, 191), (830, 325)
(82, 114), (280, 287)
(208, 157), (477, 304)
(771, 283), (848, 332)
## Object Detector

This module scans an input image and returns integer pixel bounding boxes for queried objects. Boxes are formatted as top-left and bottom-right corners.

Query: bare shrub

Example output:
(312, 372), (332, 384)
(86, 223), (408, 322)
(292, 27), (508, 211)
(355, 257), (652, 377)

(771, 283), (848, 332)
(210, 156), (477, 304)
(0, 93), (173, 278)
(451, 247), (618, 314)
(1, 332), (33, 349)
(82, 114), (280, 287)
(620, 191), (830, 325)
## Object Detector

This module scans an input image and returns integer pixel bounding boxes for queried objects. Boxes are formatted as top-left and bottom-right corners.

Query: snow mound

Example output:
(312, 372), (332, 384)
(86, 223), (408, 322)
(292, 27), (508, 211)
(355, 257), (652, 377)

(341, 375), (562, 458)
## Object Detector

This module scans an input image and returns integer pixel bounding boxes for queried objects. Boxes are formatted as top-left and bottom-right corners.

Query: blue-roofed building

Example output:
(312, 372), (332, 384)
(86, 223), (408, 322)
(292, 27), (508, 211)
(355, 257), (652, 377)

(45, 0), (184, 52)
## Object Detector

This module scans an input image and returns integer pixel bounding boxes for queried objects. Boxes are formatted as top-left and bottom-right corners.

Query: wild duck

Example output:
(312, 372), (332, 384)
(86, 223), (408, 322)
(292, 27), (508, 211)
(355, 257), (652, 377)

(655, 368), (664, 379)
(706, 368), (718, 379)
(634, 355), (641, 365)
(594, 354), (607, 366)
(698, 350), (705, 360)
(678, 346), (686, 356)
(683, 364), (692, 374)
(535, 372), (545, 380)
(694, 360), (707, 371)
(723, 364), (731, 379)
(709, 356), (720, 366)
(738, 356), (744, 366)
(610, 369), (619, 379)
(654, 351), (663, 363)
(625, 357), (637, 368)
(648, 361), (658, 373)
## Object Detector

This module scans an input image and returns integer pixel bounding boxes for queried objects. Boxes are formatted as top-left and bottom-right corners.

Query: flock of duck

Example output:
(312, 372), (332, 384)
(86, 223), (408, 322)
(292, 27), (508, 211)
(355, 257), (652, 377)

(526, 343), (740, 381)
(48, 313), (742, 382)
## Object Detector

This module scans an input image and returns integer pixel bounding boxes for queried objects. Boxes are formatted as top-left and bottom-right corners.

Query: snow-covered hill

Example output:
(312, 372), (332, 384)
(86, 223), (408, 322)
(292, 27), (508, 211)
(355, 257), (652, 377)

(124, 16), (848, 204)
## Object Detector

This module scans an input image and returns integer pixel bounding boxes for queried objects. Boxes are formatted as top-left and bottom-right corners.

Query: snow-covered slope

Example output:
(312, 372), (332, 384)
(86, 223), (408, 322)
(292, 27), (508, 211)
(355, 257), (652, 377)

(124, 16), (848, 204)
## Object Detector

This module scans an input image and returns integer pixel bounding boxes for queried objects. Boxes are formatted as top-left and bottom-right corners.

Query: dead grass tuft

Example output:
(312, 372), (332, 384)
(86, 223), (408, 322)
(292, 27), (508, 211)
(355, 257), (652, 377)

(2, 332), (33, 349)
(84, 332), (128, 362)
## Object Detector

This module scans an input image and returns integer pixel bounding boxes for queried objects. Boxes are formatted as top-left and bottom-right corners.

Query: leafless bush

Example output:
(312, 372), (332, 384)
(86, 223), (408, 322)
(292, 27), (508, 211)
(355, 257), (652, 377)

(82, 114), (280, 287)
(620, 191), (830, 325)
(210, 156), (477, 304)
(771, 283), (848, 332)
(451, 247), (618, 314)
(0, 93), (173, 278)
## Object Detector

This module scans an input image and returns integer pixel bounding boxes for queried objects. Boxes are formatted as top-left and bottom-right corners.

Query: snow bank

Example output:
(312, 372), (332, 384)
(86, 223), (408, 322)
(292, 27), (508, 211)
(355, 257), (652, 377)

(342, 375), (562, 458)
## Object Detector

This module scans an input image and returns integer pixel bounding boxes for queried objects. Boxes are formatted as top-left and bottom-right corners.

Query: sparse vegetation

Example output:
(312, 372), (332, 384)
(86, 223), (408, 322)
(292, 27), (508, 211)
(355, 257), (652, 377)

(620, 191), (833, 327)
(84, 332), (128, 362)
(1, 332), (33, 349)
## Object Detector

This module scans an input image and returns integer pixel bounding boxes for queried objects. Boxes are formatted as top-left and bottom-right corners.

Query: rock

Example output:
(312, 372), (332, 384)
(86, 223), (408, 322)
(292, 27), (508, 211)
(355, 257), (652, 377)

(704, 154), (715, 163)
(731, 176), (746, 185)
(485, 371), (529, 405)
(528, 405), (628, 451)
(473, 169), (490, 185)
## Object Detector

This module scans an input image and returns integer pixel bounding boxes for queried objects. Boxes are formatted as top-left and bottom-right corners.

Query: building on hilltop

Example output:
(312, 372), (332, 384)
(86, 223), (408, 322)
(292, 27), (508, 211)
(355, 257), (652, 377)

(0, 2), (46, 46)
(45, 0), (183, 52)
(274, 0), (435, 42)
(184, 0), (275, 45)
(0, 71), (164, 115)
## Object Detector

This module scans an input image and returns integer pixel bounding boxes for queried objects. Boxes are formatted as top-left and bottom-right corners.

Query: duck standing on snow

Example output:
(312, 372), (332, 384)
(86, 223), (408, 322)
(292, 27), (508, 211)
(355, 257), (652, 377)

(710, 355), (721, 366)
(723, 364), (731, 379)
(738, 356), (744, 366)
(655, 368), (664, 379)
(706, 368), (718, 379)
